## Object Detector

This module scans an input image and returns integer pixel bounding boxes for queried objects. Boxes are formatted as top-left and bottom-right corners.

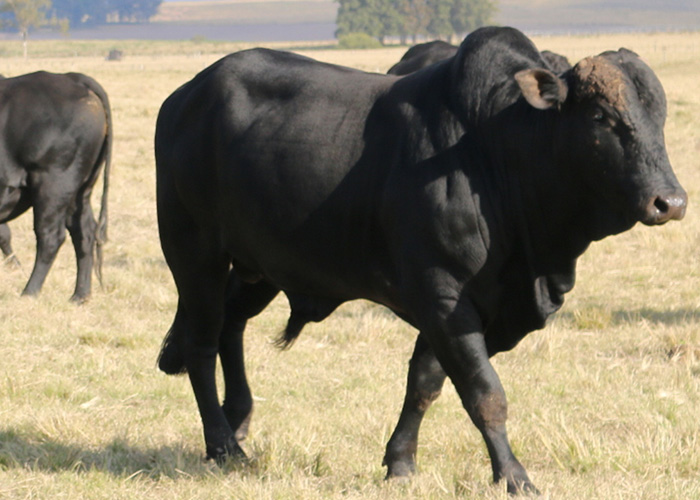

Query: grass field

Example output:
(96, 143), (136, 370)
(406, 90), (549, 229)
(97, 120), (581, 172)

(0, 31), (699, 499)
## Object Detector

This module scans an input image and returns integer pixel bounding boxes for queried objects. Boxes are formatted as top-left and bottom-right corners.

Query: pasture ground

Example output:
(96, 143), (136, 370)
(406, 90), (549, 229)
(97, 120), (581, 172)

(0, 32), (699, 499)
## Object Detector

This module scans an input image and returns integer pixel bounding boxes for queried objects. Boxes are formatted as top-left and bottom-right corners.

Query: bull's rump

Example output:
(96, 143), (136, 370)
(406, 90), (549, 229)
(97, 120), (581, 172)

(156, 49), (399, 298)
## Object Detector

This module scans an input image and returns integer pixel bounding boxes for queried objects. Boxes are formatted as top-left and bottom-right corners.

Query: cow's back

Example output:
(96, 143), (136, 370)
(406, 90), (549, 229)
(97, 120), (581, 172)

(0, 72), (106, 174)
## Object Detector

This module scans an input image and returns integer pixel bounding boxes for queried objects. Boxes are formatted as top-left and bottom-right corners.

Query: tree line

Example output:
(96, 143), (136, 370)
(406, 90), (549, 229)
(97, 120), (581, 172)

(0, 0), (163, 57)
(336, 0), (496, 44)
(0, 0), (163, 34)
(49, 0), (163, 26)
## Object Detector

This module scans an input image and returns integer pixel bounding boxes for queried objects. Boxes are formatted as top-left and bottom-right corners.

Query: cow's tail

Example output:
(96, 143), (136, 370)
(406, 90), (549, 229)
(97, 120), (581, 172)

(95, 87), (111, 287)
(76, 73), (112, 286)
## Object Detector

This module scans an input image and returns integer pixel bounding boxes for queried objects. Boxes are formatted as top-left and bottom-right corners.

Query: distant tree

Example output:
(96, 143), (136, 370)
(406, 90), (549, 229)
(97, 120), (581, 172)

(107, 0), (162, 22)
(336, 0), (385, 39)
(426, 0), (452, 40)
(395, 0), (431, 44)
(51, 0), (109, 26)
(51, 0), (161, 26)
(336, 0), (495, 44)
(0, 0), (52, 57)
(450, 0), (495, 37)
(376, 0), (402, 43)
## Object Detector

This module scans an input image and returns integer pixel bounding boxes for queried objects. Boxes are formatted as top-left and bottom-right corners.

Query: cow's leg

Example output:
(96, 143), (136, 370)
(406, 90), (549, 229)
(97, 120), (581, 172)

(384, 332), (446, 477)
(0, 223), (19, 267)
(22, 200), (68, 297)
(66, 193), (97, 302)
(429, 322), (536, 495)
(219, 275), (279, 441)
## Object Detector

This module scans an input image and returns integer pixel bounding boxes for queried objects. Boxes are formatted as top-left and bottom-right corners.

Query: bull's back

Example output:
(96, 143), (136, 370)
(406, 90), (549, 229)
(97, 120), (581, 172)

(156, 49), (392, 217)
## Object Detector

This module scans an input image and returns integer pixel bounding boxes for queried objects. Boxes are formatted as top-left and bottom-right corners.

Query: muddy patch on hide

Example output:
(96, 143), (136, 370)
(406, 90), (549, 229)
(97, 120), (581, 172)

(574, 56), (628, 111)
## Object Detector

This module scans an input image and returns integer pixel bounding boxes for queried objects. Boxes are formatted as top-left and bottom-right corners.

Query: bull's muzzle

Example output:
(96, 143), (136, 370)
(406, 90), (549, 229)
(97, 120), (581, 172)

(642, 192), (687, 225)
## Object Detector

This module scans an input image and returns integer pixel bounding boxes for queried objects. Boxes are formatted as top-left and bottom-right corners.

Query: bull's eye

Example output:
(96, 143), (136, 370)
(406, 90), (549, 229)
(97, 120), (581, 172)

(592, 109), (605, 122)
(6, 186), (15, 194)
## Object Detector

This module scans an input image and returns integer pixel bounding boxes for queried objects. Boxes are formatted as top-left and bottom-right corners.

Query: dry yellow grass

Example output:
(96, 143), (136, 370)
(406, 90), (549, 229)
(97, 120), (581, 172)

(0, 32), (699, 499)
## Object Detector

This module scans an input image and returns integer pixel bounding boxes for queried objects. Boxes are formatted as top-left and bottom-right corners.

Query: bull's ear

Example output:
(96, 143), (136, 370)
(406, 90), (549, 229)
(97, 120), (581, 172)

(514, 68), (568, 110)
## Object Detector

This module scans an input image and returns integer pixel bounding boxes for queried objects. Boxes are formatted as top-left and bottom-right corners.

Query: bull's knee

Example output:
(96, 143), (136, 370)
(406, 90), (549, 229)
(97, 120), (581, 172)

(475, 390), (508, 430)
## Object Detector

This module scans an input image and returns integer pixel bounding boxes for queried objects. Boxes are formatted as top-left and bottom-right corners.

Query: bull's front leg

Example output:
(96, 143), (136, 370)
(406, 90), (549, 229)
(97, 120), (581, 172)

(428, 309), (537, 495)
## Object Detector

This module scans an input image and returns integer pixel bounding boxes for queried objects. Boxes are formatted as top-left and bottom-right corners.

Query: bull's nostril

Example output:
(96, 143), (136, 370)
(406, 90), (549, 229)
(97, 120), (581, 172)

(654, 197), (670, 215)
(646, 194), (687, 224)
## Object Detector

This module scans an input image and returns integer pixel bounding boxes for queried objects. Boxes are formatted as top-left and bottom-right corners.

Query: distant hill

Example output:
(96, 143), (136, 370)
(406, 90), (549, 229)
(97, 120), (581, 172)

(152, 0), (335, 25)
(152, 0), (700, 33)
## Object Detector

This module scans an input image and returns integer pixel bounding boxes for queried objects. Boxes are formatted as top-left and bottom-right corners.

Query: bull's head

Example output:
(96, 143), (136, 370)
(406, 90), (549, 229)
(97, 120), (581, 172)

(514, 49), (686, 237)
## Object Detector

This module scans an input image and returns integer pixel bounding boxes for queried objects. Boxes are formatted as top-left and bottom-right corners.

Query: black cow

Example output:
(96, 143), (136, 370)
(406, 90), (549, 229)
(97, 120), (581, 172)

(540, 49), (573, 74)
(388, 40), (571, 76)
(387, 40), (458, 75)
(0, 71), (112, 301)
(155, 27), (686, 493)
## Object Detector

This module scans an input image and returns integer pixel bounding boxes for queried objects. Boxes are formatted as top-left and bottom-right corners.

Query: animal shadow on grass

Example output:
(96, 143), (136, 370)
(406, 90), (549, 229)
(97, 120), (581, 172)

(0, 429), (215, 479)
(613, 308), (700, 326)
(559, 307), (700, 329)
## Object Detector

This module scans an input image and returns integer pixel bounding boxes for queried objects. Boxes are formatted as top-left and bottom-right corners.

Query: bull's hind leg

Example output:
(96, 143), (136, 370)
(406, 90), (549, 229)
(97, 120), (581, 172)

(158, 199), (240, 461)
(169, 248), (237, 461)
(384, 333), (446, 477)
(219, 275), (279, 441)
(66, 191), (98, 302)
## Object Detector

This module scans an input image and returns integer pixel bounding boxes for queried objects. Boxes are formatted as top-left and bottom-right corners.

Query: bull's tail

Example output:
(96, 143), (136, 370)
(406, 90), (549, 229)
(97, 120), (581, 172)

(70, 72), (112, 286)
(158, 326), (187, 375)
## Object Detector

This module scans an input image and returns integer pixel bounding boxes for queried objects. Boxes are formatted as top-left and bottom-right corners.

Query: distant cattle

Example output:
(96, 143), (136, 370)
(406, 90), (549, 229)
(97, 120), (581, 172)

(155, 27), (685, 493)
(540, 49), (572, 73)
(106, 49), (123, 61)
(388, 40), (571, 75)
(0, 71), (111, 301)
(387, 40), (458, 75)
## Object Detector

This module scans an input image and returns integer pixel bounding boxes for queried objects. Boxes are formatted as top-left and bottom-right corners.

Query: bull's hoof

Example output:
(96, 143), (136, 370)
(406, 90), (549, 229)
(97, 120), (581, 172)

(506, 479), (540, 496)
(383, 457), (415, 479)
(70, 293), (90, 304)
(501, 463), (540, 496)
(233, 412), (252, 442)
(206, 438), (247, 465)
(222, 401), (253, 442)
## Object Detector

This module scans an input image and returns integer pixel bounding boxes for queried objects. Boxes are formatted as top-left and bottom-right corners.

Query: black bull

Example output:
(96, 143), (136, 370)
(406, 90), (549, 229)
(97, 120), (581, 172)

(155, 27), (686, 493)
(0, 71), (111, 301)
